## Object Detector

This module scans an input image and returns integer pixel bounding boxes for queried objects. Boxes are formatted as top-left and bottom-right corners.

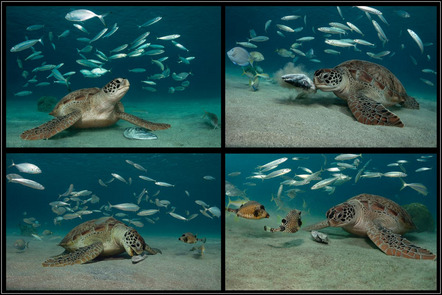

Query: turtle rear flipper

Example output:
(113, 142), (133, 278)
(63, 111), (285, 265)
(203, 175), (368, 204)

(21, 110), (82, 140)
(303, 220), (330, 231)
(346, 94), (404, 127)
(42, 242), (104, 267)
(367, 225), (436, 260)
(115, 111), (171, 131)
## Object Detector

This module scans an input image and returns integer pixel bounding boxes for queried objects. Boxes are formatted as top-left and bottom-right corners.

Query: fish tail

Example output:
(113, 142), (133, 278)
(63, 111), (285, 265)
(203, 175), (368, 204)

(200, 237), (207, 243)
(38, 36), (44, 46)
(226, 207), (237, 213)
(399, 178), (407, 191)
(108, 201), (113, 209)
(8, 160), (15, 168)
(98, 15), (107, 27)
(26, 241), (30, 248)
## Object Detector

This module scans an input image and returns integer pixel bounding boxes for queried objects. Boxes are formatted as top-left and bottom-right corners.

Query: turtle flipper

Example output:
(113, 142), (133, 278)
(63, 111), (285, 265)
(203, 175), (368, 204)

(116, 111), (171, 131)
(21, 111), (82, 140)
(346, 94), (404, 127)
(303, 220), (330, 231)
(144, 244), (162, 255)
(42, 242), (104, 267)
(367, 225), (436, 260)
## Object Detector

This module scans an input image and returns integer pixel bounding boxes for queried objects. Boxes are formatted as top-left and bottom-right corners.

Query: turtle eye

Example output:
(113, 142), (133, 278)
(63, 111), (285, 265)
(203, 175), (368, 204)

(314, 69), (323, 76)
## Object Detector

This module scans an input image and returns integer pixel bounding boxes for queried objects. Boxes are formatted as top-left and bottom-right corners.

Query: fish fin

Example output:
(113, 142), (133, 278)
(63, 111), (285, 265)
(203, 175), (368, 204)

(346, 94), (404, 127)
(200, 237), (207, 243)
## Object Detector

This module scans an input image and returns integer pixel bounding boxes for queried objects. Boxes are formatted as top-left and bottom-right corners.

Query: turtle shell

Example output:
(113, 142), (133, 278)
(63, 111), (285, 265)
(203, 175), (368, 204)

(50, 88), (101, 117)
(335, 60), (409, 105)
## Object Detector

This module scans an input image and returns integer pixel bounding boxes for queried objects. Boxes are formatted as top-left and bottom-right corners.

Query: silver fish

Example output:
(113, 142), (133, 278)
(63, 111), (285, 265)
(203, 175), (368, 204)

(420, 78), (434, 86)
(325, 39), (355, 48)
(263, 168), (291, 180)
(227, 47), (250, 67)
(281, 15), (301, 20)
(155, 181), (174, 187)
(8, 177), (44, 190)
(335, 154), (361, 161)
(157, 34), (180, 40)
(139, 175), (156, 182)
(382, 171), (407, 178)
(265, 20), (272, 32)
(415, 167), (432, 172)
(169, 212), (187, 221)
(10, 38), (44, 52)
(407, 29), (424, 54)
(111, 173), (128, 184)
(123, 127), (158, 140)
(276, 24), (295, 32)
(346, 22), (364, 35)
(59, 184), (74, 197)
(400, 179), (428, 196)
(372, 20), (388, 42)
(356, 6), (382, 15)
(65, 9), (107, 26)
(311, 177), (338, 190)
(200, 209), (213, 219)
(137, 209), (159, 216)
(195, 200), (209, 208)
(248, 36), (269, 42)
(257, 157), (287, 170)
(89, 28), (108, 43)
(139, 16), (162, 28)
(108, 202), (140, 212)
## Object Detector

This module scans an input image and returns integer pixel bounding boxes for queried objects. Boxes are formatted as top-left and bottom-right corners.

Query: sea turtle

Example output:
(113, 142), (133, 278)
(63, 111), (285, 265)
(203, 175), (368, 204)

(21, 78), (171, 140)
(304, 193), (436, 260)
(42, 217), (161, 267)
(282, 60), (419, 127)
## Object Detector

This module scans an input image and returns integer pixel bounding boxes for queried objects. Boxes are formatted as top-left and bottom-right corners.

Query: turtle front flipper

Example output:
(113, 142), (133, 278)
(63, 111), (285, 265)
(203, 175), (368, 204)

(116, 111), (171, 131)
(303, 220), (330, 231)
(346, 94), (404, 127)
(367, 225), (436, 260)
(42, 241), (104, 267)
(144, 244), (162, 255)
(21, 110), (82, 140)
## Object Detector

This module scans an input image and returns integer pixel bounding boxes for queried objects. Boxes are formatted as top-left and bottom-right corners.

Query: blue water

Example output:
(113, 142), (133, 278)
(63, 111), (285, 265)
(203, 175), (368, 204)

(226, 6), (437, 99)
(6, 5), (221, 101)
(226, 153), (437, 221)
(6, 153), (221, 238)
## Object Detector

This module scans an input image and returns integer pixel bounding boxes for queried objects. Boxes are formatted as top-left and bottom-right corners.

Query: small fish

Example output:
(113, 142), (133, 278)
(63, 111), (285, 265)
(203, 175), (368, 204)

(311, 177), (338, 190)
(139, 16), (162, 28)
(31, 234), (42, 241)
(382, 171), (407, 178)
(372, 20), (388, 42)
(407, 29), (424, 54)
(26, 24), (44, 31)
(179, 232), (206, 244)
(155, 181), (174, 187)
(137, 209), (159, 216)
(335, 154), (361, 161)
(248, 36), (269, 42)
(415, 167), (432, 172)
(419, 78), (434, 86)
(296, 36), (315, 42)
(355, 6), (382, 15)
(263, 168), (291, 180)
(228, 172), (241, 177)
(207, 207), (221, 218)
(226, 201), (270, 219)
(157, 34), (180, 40)
(108, 202), (140, 212)
(264, 209), (302, 233)
(14, 239), (29, 251)
(203, 175), (215, 180)
(8, 177), (44, 190)
(65, 9), (107, 26)
(394, 10), (410, 18)
(111, 173), (128, 184)
(325, 39), (356, 48)
(169, 212), (187, 221)
(59, 184), (74, 198)
(129, 68), (146, 73)
(264, 20), (272, 32)
(276, 24), (295, 32)
(89, 28), (108, 43)
(62, 213), (82, 220)
(98, 179), (107, 187)
(10, 38), (44, 52)
(400, 179), (428, 196)
(200, 209), (213, 219)
(139, 175), (156, 182)
(195, 200), (209, 208)
(257, 157), (287, 170)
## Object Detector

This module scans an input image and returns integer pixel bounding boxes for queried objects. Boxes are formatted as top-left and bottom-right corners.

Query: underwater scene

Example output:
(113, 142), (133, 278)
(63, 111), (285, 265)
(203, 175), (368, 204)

(5, 5), (221, 147)
(5, 153), (221, 290)
(225, 6), (437, 147)
(225, 153), (437, 290)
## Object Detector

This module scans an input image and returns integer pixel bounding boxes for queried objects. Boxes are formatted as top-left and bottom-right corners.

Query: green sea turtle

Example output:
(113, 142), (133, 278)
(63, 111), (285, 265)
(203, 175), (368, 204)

(282, 60), (419, 127)
(42, 217), (161, 267)
(21, 78), (171, 140)
(304, 193), (436, 260)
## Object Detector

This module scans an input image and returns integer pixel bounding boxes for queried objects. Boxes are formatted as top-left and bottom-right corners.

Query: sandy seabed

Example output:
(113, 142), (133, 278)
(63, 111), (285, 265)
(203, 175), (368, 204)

(225, 72), (437, 148)
(225, 214), (437, 291)
(6, 97), (221, 148)
(6, 235), (221, 291)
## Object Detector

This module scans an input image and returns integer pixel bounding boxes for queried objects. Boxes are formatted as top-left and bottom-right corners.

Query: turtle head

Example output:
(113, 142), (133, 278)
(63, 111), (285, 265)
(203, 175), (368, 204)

(102, 78), (130, 101)
(123, 229), (146, 256)
(313, 68), (344, 92)
(325, 202), (355, 227)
